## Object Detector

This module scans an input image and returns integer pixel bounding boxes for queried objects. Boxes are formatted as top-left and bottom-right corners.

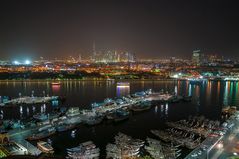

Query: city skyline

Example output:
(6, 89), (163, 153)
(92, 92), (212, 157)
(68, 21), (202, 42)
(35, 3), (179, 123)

(0, 0), (239, 59)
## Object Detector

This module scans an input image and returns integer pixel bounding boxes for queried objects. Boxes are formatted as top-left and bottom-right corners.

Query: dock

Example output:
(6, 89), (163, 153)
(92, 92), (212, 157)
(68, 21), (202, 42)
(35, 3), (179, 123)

(8, 126), (42, 156)
(184, 111), (239, 159)
(14, 139), (41, 156)
(0, 96), (58, 107)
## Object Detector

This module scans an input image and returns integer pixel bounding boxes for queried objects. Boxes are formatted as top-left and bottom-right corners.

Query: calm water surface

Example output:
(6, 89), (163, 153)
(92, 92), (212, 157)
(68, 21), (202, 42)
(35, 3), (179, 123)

(0, 80), (239, 158)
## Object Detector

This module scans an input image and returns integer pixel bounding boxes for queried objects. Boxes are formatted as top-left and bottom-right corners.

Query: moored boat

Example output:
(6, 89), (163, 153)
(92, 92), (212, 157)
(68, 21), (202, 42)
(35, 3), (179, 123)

(106, 108), (130, 122)
(66, 107), (81, 117)
(37, 141), (54, 153)
(66, 141), (100, 159)
(56, 123), (76, 132)
(84, 115), (104, 126)
(27, 127), (56, 141)
(33, 112), (61, 121)
(130, 101), (151, 112)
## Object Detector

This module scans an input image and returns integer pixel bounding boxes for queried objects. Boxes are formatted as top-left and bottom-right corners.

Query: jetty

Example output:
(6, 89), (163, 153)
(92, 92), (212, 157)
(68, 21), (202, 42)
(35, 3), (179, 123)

(0, 96), (59, 107)
(184, 111), (239, 159)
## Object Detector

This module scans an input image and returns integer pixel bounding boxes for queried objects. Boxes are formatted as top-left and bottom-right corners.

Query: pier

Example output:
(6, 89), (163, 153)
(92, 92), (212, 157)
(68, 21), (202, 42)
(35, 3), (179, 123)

(0, 96), (59, 107)
(184, 111), (239, 159)
(8, 126), (42, 156)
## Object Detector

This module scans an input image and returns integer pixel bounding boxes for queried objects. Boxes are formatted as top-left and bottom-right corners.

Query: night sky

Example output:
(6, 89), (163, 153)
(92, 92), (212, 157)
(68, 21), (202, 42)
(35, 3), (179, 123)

(0, 0), (239, 60)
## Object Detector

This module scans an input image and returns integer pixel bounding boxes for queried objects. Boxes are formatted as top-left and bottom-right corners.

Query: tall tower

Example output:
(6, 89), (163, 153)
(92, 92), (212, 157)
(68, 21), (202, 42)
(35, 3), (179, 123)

(78, 54), (81, 62)
(92, 41), (96, 62)
(93, 41), (96, 57)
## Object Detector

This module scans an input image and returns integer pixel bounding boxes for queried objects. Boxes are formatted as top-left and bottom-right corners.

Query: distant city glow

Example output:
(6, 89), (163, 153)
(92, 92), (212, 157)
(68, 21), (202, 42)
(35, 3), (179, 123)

(25, 60), (31, 65)
(13, 61), (19, 65)
(12, 60), (31, 65)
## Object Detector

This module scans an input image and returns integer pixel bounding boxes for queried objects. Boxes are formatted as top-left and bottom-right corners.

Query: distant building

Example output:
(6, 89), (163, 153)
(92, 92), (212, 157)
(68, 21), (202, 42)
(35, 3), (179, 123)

(207, 54), (223, 63)
(78, 54), (82, 62)
(94, 50), (135, 63)
(199, 53), (207, 65)
(0, 61), (9, 66)
(192, 50), (201, 66)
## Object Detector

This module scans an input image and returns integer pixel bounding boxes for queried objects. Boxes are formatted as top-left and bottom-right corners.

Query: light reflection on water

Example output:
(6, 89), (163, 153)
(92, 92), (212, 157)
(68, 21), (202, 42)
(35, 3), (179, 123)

(116, 86), (130, 97)
(0, 80), (239, 120)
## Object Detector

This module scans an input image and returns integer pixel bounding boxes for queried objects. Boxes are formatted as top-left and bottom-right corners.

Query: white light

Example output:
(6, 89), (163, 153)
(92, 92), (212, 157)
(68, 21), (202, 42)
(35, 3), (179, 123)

(13, 61), (19, 65)
(173, 74), (179, 78)
(25, 60), (31, 65)
(217, 143), (223, 149)
(117, 85), (130, 88)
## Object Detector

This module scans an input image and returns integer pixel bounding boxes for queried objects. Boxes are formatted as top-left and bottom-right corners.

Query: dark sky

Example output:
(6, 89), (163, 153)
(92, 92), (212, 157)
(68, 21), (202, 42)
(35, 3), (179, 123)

(0, 0), (239, 60)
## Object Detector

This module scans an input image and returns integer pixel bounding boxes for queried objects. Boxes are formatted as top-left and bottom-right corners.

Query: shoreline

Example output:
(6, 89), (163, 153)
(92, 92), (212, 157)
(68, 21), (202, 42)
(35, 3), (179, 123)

(0, 78), (180, 82)
(0, 78), (233, 83)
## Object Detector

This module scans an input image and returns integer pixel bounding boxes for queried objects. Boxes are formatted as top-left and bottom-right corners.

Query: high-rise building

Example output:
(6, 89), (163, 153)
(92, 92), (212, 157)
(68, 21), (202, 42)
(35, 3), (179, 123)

(92, 41), (96, 61)
(93, 41), (96, 56)
(93, 50), (135, 63)
(192, 50), (201, 66)
(78, 54), (82, 62)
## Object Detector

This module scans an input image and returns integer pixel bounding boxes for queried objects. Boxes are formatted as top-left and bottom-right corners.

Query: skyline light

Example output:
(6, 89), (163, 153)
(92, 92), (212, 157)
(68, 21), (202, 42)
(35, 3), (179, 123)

(0, 0), (239, 59)
(12, 59), (32, 65)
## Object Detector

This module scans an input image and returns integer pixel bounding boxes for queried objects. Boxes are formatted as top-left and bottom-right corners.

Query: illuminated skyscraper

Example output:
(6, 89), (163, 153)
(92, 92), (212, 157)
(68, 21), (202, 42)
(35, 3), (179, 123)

(78, 54), (81, 62)
(93, 41), (96, 57)
(192, 50), (201, 66)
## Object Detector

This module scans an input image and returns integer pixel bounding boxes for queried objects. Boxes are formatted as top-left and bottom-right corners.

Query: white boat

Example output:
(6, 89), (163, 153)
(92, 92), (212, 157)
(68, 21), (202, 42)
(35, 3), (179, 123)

(37, 141), (54, 153)
(66, 107), (81, 117)
(66, 141), (100, 159)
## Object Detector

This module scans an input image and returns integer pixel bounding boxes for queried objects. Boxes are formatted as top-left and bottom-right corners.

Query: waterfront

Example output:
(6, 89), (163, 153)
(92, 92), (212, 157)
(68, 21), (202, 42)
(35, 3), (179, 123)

(1, 80), (239, 158)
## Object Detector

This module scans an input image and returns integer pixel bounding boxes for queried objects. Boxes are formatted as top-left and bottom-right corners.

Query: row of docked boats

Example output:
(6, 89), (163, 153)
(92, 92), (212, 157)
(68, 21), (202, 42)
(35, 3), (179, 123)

(27, 121), (79, 141)
(166, 116), (220, 138)
(4, 89), (187, 142)
(1, 89), (193, 158)
(56, 110), (238, 158)
(64, 132), (184, 159)
(151, 116), (221, 150)
(106, 132), (144, 159)
(151, 128), (202, 149)
(145, 137), (181, 159)
(90, 89), (190, 114)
